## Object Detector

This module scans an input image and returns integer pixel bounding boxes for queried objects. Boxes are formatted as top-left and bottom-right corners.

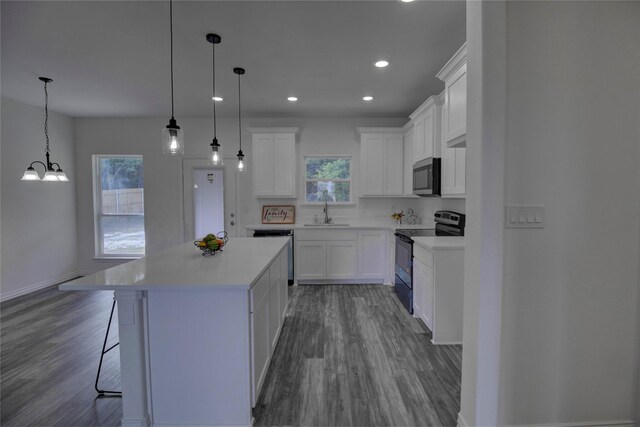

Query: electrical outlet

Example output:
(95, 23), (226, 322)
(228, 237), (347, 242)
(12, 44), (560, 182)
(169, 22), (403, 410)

(506, 205), (545, 229)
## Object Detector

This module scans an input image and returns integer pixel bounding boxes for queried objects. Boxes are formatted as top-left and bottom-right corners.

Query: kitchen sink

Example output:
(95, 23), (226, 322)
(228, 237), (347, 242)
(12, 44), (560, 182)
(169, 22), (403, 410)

(303, 223), (350, 227)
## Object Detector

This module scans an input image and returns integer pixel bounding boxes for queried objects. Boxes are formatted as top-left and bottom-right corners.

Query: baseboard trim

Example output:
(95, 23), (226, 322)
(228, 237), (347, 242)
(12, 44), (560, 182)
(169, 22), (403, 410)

(507, 420), (635, 427)
(0, 271), (80, 302)
(433, 339), (463, 346)
(457, 413), (633, 427)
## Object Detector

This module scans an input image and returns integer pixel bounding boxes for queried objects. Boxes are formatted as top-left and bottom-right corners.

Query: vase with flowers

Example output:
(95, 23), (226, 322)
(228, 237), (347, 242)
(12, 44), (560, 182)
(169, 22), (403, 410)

(391, 209), (404, 225)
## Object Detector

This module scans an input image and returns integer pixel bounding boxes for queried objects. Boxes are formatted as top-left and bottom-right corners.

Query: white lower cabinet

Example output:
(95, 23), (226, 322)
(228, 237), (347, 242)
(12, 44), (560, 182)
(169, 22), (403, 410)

(412, 244), (463, 344)
(295, 241), (326, 280)
(326, 241), (358, 280)
(357, 230), (386, 280)
(295, 229), (386, 283)
(250, 247), (289, 405)
(278, 250), (288, 321)
(250, 270), (271, 405)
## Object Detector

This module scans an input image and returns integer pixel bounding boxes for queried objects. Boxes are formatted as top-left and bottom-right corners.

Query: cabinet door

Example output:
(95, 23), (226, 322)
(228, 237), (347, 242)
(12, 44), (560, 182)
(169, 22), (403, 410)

(403, 127), (414, 196)
(273, 133), (296, 197)
(422, 110), (434, 159)
(268, 257), (281, 350)
(361, 134), (385, 196)
(295, 241), (326, 280)
(413, 259), (424, 317)
(253, 134), (274, 196)
(441, 145), (466, 198)
(357, 230), (385, 279)
(251, 271), (270, 405)
(279, 250), (288, 320)
(413, 119), (425, 162)
(452, 147), (466, 195)
(385, 135), (404, 195)
(423, 262), (434, 331)
(443, 64), (467, 144)
(326, 241), (357, 280)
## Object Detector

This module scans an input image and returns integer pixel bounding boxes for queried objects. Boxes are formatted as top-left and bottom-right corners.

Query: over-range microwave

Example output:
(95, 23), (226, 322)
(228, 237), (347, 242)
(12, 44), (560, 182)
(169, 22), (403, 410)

(413, 157), (441, 196)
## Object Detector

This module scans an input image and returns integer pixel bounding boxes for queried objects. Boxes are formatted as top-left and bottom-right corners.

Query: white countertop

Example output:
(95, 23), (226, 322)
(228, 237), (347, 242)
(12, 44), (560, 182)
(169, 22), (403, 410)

(59, 237), (290, 291)
(412, 236), (465, 250)
(245, 221), (435, 231)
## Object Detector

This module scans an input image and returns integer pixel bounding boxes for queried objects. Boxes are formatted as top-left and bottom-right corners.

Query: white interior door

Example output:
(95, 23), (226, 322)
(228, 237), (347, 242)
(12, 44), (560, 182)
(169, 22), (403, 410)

(182, 158), (238, 242)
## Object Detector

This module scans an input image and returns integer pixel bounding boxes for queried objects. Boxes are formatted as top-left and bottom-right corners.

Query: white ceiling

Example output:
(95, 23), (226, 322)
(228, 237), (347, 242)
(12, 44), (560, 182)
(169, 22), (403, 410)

(1, 1), (465, 119)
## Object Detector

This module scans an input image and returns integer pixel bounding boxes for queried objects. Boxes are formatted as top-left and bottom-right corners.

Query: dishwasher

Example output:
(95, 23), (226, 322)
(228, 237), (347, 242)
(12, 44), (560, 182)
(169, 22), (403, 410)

(252, 229), (294, 285)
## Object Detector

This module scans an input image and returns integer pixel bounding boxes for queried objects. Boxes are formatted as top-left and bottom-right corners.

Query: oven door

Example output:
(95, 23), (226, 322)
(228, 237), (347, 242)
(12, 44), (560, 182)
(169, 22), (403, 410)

(394, 234), (414, 314)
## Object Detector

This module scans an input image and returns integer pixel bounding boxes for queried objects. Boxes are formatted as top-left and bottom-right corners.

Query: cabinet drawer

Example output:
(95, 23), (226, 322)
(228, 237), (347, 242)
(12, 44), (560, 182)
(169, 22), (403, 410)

(295, 229), (357, 241)
(414, 245), (433, 268)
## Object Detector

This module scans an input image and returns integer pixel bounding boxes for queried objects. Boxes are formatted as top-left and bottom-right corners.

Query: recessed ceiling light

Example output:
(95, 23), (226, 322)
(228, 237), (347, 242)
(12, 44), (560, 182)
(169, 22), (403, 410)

(375, 60), (389, 68)
(363, 96), (374, 102)
(400, 0), (415, 3)
(212, 96), (223, 102)
(287, 97), (298, 102)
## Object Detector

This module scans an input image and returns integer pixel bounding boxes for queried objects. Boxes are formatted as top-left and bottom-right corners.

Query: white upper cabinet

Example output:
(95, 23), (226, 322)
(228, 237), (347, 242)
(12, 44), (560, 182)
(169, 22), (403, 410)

(357, 128), (404, 197)
(250, 128), (298, 198)
(402, 124), (416, 197)
(409, 96), (442, 163)
(437, 43), (467, 148)
(439, 92), (466, 198)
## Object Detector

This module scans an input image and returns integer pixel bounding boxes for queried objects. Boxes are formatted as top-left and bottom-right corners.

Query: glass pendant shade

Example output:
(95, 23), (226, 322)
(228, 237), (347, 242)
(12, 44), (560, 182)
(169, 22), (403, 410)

(21, 168), (41, 181)
(211, 142), (223, 166)
(237, 150), (246, 172)
(42, 171), (60, 181)
(162, 126), (184, 155)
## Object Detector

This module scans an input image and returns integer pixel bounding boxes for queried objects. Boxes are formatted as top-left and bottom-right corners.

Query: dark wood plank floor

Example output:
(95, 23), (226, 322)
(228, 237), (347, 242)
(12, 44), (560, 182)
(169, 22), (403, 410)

(254, 285), (462, 427)
(1, 285), (122, 427)
(1, 284), (461, 427)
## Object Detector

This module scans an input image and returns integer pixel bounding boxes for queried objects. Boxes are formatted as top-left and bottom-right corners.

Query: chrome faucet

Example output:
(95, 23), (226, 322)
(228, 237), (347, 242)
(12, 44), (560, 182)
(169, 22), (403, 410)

(323, 200), (332, 224)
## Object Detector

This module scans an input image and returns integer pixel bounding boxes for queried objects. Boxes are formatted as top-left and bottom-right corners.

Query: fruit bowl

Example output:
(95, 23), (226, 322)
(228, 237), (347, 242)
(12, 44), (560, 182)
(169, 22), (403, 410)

(194, 231), (228, 256)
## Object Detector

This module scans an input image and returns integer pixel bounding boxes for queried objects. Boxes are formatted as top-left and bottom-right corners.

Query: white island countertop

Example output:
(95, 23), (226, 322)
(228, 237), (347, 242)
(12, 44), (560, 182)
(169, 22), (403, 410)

(413, 236), (465, 250)
(59, 237), (290, 292)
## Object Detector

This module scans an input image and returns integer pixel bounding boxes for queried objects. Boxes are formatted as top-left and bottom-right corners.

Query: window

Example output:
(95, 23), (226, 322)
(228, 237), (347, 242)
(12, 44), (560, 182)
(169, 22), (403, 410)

(304, 157), (351, 203)
(93, 155), (145, 257)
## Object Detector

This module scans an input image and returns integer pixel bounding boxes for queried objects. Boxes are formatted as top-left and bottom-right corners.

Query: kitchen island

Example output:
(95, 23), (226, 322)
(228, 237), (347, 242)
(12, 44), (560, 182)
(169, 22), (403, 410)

(60, 237), (290, 427)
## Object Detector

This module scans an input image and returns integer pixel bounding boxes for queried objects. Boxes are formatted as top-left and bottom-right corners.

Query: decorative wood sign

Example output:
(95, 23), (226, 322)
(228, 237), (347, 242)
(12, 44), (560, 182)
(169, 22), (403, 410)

(262, 205), (296, 224)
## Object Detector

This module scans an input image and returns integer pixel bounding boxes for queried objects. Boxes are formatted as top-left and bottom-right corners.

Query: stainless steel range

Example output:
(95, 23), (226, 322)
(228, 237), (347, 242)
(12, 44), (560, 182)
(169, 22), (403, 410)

(394, 210), (465, 314)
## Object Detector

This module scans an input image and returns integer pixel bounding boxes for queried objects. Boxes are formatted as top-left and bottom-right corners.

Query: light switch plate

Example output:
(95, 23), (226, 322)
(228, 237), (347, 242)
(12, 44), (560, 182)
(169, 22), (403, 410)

(506, 205), (545, 228)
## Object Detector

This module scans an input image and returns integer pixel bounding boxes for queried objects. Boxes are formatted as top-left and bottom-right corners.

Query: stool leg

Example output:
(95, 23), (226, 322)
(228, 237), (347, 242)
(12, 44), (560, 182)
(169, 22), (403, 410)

(95, 298), (122, 395)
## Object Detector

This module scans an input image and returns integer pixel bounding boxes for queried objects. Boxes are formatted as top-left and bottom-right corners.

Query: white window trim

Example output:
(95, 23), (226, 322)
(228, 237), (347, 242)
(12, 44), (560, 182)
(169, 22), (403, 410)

(303, 155), (353, 204)
(93, 155), (146, 259)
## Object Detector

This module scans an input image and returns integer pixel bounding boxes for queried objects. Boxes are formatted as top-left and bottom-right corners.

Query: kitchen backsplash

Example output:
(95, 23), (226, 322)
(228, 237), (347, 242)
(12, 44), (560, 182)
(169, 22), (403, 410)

(248, 197), (465, 226)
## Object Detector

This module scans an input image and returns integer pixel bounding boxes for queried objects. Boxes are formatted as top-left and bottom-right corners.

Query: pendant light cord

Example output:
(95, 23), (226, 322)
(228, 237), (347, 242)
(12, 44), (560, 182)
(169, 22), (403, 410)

(169, 0), (175, 119)
(43, 80), (50, 155)
(212, 42), (217, 139)
(237, 72), (242, 150)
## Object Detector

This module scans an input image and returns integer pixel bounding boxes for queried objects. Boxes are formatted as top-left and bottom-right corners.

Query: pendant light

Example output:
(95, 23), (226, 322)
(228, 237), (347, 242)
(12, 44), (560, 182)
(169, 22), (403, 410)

(234, 67), (246, 172)
(207, 33), (223, 166)
(162, 0), (184, 155)
(21, 77), (69, 182)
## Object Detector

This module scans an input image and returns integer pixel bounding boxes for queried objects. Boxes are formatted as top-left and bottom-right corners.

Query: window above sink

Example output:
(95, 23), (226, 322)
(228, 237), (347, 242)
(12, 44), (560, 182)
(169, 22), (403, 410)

(304, 156), (352, 204)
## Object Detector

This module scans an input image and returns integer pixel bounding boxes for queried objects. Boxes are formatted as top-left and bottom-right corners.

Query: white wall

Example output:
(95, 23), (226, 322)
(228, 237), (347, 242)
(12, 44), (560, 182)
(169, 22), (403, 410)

(1, 97), (78, 300)
(74, 116), (424, 272)
(497, 1), (640, 425)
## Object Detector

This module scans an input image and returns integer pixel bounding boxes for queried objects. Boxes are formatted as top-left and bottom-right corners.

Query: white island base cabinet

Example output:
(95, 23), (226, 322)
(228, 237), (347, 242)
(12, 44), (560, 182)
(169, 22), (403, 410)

(60, 238), (290, 427)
